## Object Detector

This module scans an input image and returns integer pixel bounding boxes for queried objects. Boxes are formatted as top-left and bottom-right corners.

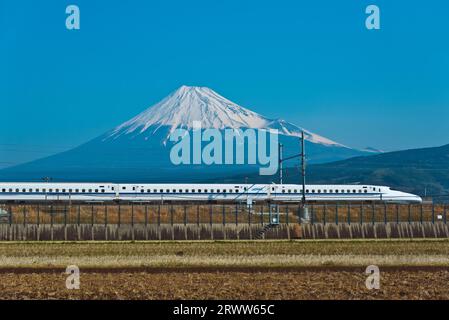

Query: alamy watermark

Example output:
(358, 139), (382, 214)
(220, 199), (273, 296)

(63, 5), (378, 31)
(365, 265), (380, 290)
(365, 5), (380, 30)
(66, 5), (80, 30)
(66, 265), (80, 290)
(169, 121), (279, 175)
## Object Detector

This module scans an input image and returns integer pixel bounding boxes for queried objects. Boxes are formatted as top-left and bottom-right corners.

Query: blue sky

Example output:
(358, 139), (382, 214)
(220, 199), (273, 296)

(1, 0), (448, 168)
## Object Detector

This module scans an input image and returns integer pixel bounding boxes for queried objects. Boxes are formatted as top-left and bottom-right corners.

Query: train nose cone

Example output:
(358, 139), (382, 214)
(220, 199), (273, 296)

(406, 193), (423, 203)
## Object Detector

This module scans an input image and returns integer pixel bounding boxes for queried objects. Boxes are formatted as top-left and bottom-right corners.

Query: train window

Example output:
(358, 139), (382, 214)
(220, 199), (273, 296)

(122, 187), (126, 190)
(312, 190), (315, 193)
(210, 189), (214, 193)
(146, 189), (150, 193)
(62, 189), (66, 193)
(191, 189), (195, 193)
(318, 190), (321, 193)
(140, 189), (144, 193)
(323, 190), (327, 193)
(94, 189), (98, 193)
(282, 190), (285, 193)
(68, 189), (72, 193)
(223, 190), (226, 193)
(1, 189), (5, 192)
(306, 189), (309, 193)
(179, 189), (183, 193)
(81, 189), (85, 193)
(75, 189), (79, 193)
(28, 189), (32, 192)
(153, 189), (157, 193)
(42, 189), (46, 193)
(294, 189), (297, 193)
(172, 189), (176, 193)
(198, 189), (202, 193)
(133, 187), (136, 191)
(272, 187), (275, 191)
(88, 189), (92, 193)
(49, 189), (53, 192)
(288, 190), (291, 193)
(244, 187), (247, 191)
(22, 189), (26, 192)
(217, 189), (220, 193)
(166, 189), (170, 193)
(335, 190), (339, 193)
(10, 189), (13, 192)
(101, 189), (105, 193)
(364, 190), (368, 193)
(229, 189), (232, 193)
(353, 190), (356, 193)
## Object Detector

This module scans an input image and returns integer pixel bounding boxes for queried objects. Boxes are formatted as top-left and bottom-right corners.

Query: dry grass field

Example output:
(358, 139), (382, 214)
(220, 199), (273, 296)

(3, 203), (447, 225)
(1, 240), (449, 299)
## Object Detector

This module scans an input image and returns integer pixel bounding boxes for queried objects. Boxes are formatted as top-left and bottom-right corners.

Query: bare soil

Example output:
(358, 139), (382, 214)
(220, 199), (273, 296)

(1, 269), (448, 300)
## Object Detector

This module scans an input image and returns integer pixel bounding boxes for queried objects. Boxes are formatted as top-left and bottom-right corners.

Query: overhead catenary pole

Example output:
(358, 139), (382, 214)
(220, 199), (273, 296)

(301, 131), (306, 207)
(279, 143), (283, 184)
(299, 131), (310, 222)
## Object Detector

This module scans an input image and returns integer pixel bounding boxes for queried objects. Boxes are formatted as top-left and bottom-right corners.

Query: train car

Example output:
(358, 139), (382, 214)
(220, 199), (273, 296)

(0, 182), (422, 204)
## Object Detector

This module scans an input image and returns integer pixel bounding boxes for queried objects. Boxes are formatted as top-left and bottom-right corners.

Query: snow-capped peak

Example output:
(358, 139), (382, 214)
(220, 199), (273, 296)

(110, 86), (268, 135)
(107, 85), (344, 147)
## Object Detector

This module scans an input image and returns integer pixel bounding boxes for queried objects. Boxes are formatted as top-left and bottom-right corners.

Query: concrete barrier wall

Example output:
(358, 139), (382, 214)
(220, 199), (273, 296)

(0, 222), (448, 241)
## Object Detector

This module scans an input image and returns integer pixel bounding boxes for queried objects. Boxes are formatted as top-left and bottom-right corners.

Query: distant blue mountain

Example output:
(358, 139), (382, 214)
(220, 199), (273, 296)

(0, 86), (374, 182)
(232, 144), (449, 198)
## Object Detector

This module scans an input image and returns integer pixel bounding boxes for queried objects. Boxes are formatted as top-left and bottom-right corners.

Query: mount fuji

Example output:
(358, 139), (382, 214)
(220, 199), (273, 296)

(0, 86), (375, 182)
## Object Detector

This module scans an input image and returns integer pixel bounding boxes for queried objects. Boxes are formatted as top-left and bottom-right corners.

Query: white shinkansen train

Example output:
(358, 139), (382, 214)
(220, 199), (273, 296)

(0, 182), (422, 203)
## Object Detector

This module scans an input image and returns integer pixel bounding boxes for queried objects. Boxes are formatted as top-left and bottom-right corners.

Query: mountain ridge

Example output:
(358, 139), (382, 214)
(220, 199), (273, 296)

(105, 86), (347, 147)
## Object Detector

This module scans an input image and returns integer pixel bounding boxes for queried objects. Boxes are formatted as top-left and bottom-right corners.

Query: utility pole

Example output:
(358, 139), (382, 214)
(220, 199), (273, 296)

(279, 143), (283, 184)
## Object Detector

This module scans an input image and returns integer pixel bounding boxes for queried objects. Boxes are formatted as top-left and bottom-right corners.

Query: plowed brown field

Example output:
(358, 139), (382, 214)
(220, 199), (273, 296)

(1, 240), (448, 300)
